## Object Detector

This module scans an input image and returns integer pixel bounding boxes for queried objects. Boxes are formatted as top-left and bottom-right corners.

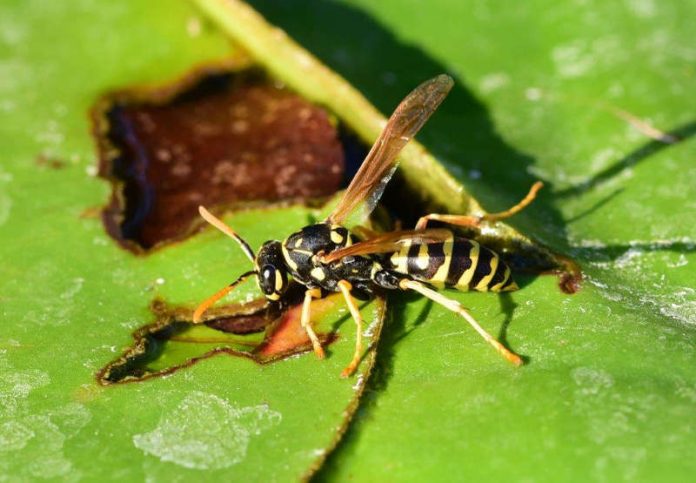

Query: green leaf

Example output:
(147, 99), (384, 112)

(0, 2), (386, 480)
(230, 1), (691, 481)
(2, 0), (695, 481)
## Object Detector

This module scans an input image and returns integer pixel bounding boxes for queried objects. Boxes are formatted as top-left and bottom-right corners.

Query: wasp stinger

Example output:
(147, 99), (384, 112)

(192, 74), (543, 377)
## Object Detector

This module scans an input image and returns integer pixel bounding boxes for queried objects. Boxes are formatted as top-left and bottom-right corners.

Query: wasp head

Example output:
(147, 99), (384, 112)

(255, 241), (289, 301)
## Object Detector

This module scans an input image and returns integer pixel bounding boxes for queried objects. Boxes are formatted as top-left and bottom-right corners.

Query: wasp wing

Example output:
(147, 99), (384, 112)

(326, 74), (454, 225)
(321, 228), (453, 263)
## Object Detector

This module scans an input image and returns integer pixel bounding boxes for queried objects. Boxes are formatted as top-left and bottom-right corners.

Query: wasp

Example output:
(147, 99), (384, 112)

(192, 74), (543, 377)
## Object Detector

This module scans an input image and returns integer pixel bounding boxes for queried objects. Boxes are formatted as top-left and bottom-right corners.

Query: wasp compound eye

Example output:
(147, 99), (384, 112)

(259, 264), (287, 301)
(259, 265), (276, 294)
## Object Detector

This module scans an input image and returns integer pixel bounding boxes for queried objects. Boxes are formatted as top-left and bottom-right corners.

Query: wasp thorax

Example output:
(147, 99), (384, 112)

(255, 240), (288, 301)
(284, 224), (351, 257)
(280, 223), (353, 285)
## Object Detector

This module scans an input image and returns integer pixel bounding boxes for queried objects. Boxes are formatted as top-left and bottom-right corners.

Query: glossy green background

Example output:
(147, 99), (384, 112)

(1, 0), (695, 481)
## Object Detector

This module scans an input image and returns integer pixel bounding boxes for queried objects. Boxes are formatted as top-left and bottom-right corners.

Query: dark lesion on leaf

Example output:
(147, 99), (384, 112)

(91, 61), (367, 253)
(96, 285), (346, 385)
(89, 58), (579, 291)
(35, 153), (67, 170)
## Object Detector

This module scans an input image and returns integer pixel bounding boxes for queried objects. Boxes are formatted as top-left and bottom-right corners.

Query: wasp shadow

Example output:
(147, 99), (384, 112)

(556, 121), (696, 199)
(245, 0), (694, 475)
(570, 240), (696, 262)
(248, 2), (695, 259)
(249, 0), (571, 331)
(248, 0), (567, 237)
(552, 120), (696, 266)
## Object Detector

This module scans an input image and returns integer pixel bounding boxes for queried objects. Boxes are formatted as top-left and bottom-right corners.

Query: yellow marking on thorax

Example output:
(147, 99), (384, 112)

(330, 230), (344, 244)
(294, 237), (303, 248)
(281, 243), (298, 271)
(310, 266), (326, 281)
(475, 254), (499, 291)
(456, 241), (480, 288)
(429, 237), (454, 287)
(490, 266), (511, 292)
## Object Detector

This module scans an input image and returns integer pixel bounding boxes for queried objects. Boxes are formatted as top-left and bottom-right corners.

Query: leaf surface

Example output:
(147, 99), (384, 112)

(0, 2), (384, 480)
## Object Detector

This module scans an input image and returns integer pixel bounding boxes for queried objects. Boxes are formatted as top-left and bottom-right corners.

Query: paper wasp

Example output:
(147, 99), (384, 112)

(192, 74), (543, 377)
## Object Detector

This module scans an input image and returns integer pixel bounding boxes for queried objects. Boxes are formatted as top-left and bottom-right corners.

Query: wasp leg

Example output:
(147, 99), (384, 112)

(415, 181), (543, 230)
(399, 279), (522, 366)
(192, 271), (256, 323)
(301, 288), (325, 359)
(415, 213), (479, 231)
(337, 280), (364, 378)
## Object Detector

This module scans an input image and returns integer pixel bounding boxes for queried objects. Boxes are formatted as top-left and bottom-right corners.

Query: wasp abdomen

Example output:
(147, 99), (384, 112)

(388, 235), (517, 292)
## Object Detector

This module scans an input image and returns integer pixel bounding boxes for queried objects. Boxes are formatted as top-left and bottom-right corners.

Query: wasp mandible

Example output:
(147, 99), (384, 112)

(192, 74), (543, 377)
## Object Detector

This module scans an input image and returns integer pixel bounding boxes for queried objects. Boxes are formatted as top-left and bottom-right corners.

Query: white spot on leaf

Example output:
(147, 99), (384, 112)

(0, 166), (12, 226)
(0, 355), (90, 479)
(0, 421), (34, 451)
(552, 41), (595, 78)
(479, 72), (509, 94)
(625, 0), (656, 18)
(133, 391), (281, 470)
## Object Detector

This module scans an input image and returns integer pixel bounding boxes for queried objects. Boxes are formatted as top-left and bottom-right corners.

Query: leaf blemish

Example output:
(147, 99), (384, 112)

(90, 64), (367, 253)
(96, 288), (345, 385)
(133, 391), (281, 470)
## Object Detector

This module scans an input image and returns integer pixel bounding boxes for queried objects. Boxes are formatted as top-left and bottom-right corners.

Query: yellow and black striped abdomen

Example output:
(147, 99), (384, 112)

(388, 235), (517, 292)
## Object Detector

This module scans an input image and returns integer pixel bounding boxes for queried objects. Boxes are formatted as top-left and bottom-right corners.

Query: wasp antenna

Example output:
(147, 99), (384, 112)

(198, 206), (256, 262)
(192, 270), (257, 323)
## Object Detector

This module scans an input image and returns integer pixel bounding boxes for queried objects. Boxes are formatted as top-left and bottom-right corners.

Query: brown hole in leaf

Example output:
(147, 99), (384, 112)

(89, 61), (577, 291)
(92, 65), (367, 253)
(96, 285), (346, 385)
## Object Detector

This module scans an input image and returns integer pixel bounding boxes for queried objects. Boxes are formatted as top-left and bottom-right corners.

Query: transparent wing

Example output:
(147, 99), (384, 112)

(321, 228), (453, 263)
(326, 74), (454, 225)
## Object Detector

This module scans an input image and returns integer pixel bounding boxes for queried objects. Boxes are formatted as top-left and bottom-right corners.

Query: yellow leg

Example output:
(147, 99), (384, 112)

(415, 213), (479, 231)
(192, 271), (256, 323)
(483, 181), (544, 222)
(415, 181), (543, 230)
(399, 279), (522, 366)
(337, 280), (363, 378)
(301, 288), (325, 359)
